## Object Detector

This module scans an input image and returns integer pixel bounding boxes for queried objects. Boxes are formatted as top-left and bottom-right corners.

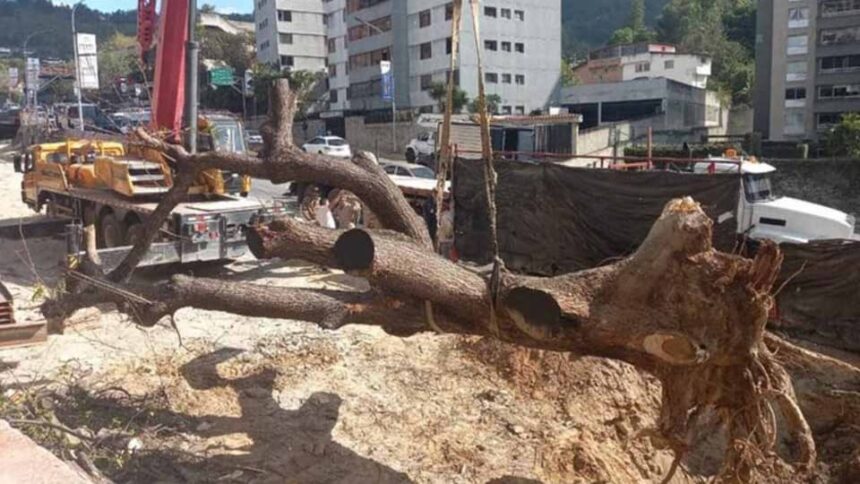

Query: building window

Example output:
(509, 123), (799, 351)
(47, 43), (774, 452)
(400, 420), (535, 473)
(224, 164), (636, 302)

(785, 87), (806, 99)
(280, 55), (294, 67)
(515, 74), (525, 85)
(328, 38), (336, 53)
(485, 6), (497, 17)
(277, 10), (292, 22)
(420, 74), (433, 91)
(420, 42), (432, 60)
(820, 27), (860, 46)
(446, 37), (453, 54)
(485, 40), (498, 51)
(501, 8), (511, 19)
(501, 105), (512, 114)
(348, 16), (392, 41)
(485, 72), (498, 83)
(257, 0), (266, 8)
(785, 87), (807, 107)
(419, 9), (431, 28)
(820, 84), (860, 99)
(328, 63), (337, 77)
(820, 54), (860, 73)
(787, 35), (808, 55)
(635, 62), (651, 73)
(784, 111), (805, 135)
(349, 47), (391, 70)
(501, 73), (512, 84)
(260, 40), (270, 50)
(445, 2), (454, 20)
(258, 18), (268, 29)
(788, 8), (809, 29)
(279, 33), (293, 44)
(515, 43), (524, 53)
(501, 41), (511, 52)
(515, 106), (525, 115)
(821, 0), (860, 18)
(786, 61), (807, 81)
(514, 10), (524, 21)
(330, 89), (339, 103)
(817, 112), (844, 130)
(664, 60), (674, 69)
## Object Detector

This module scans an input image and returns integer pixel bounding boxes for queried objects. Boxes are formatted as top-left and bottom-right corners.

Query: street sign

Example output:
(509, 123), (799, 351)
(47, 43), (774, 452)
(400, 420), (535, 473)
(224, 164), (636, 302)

(25, 58), (39, 88)
(243, 69), (253, 97)
(210, 67), (235, 87)
(76, 33), (99, 89)
(380, 60), (394, 102)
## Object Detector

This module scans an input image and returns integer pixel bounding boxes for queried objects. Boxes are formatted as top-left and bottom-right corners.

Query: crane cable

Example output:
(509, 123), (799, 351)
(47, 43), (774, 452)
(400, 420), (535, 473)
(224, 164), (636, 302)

(469, 0), (503, 338)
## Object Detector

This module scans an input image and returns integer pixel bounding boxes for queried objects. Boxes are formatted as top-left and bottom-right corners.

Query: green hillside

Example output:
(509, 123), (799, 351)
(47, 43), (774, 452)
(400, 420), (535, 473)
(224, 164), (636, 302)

(562, 0), (670, 57)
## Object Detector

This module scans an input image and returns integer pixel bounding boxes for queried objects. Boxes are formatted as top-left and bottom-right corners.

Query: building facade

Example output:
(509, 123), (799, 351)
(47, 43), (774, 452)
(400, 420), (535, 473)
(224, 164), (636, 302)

(256, 0), (562, 115)
(254, 0), (328, 72)
(573, 43), (712, 89)
(755, 0), (860, 141)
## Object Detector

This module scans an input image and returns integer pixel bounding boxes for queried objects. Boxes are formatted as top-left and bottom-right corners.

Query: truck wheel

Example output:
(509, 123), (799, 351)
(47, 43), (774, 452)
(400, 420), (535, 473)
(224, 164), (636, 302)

(100, 213), (124, 248)
(405, 148), (416, 162)
(125, 222), (145, 246)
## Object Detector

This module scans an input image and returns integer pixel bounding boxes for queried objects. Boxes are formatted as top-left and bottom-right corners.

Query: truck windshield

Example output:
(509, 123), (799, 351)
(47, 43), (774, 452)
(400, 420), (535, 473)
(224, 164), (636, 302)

(210, 121), (247, 153)
(743, 173), (775, 202)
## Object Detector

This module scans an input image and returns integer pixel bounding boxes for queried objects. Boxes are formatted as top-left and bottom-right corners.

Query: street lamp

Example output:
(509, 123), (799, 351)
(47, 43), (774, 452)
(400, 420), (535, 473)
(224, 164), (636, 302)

(353, 15), (396, 154)
(71, 1), (85, 130)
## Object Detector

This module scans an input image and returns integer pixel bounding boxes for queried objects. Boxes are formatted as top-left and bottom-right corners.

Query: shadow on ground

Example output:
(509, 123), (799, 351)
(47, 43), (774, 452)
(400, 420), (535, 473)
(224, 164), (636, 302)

(50, 347), (413, 483)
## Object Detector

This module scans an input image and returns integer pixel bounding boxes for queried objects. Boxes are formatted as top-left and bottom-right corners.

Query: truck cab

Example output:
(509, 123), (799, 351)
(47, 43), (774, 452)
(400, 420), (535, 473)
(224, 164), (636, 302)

(405, 131), (437, 163)
(694, 158), (856, 243)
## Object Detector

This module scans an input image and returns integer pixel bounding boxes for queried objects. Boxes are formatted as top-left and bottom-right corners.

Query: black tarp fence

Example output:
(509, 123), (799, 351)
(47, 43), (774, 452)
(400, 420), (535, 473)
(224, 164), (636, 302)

(453, 158), (741, 275)
(453, 158), (860, 352)
(775, 240), (860, 351)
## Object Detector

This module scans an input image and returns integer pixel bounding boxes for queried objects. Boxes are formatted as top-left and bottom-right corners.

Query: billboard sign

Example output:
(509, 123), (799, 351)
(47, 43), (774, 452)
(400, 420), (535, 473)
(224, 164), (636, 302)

(76, 33), (99, 89)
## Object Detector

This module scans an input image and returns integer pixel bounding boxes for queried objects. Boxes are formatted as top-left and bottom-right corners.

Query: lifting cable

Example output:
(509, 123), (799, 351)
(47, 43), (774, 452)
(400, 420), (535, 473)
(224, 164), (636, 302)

(469, 0), (503, 338)
(424, 0), (464, 335)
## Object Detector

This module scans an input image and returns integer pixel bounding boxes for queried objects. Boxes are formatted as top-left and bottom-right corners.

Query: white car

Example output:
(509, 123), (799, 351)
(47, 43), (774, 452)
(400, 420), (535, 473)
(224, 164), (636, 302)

(302, 136), (352, 158)
(405, 131), (436, 162)
(382, 161), (436, 179)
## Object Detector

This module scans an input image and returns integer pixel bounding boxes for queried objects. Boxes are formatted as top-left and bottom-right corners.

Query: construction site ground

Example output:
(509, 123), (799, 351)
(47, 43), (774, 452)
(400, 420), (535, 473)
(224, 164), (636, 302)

(0, 147), (856, 483)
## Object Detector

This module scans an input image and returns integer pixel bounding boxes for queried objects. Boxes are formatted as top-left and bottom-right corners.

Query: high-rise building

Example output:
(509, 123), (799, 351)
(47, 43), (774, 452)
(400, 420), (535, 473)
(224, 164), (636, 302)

(255, 0), (562, 115)
(254, 0), (328, 72)
(754, 0), (860, 141)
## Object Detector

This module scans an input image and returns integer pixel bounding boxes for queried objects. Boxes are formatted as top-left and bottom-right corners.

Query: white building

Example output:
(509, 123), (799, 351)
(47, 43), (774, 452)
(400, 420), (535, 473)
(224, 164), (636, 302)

(573, 43), (712, 90)
(254, 0), (327, 72)
(255, 0), (561, 115)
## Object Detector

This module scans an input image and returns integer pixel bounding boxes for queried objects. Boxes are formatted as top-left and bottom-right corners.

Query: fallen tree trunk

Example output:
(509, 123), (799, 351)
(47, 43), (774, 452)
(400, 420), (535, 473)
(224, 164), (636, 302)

(44, 78), (846, 481)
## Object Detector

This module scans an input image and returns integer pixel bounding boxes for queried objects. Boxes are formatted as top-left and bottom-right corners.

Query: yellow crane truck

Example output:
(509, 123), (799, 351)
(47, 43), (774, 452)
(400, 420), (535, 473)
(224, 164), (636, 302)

(13, 117), (274, 270)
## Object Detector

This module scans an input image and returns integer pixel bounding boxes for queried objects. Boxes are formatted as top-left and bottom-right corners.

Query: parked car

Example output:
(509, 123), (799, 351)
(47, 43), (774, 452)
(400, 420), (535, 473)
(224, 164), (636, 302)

(405, 131), (436, 163)
(302, 136), (352, 158)
(382, 161), (436, 179)
(245, 129), (264, 151)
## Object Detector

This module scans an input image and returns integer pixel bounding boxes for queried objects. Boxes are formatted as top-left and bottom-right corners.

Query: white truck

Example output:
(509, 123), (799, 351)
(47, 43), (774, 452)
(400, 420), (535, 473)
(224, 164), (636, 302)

(405, 131), (436, 163)
(694, 158), (856, 243)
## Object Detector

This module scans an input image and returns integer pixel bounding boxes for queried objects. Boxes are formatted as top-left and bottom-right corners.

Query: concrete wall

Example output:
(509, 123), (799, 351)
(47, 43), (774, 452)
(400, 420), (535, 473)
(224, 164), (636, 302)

(768, 159), (860, 217)
(344, 116), (422, 158)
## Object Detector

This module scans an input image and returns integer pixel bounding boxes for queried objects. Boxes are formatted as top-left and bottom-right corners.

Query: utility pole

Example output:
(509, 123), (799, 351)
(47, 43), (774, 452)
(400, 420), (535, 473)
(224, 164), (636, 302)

(71, 2), (85, 130)
(185, 0), (199, 153)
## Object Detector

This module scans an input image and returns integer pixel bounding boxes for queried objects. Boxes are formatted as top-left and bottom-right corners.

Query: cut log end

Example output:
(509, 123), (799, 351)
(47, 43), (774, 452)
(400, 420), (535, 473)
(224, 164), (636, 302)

(334, 229), (375, 271)
(502, 287), (563, 341)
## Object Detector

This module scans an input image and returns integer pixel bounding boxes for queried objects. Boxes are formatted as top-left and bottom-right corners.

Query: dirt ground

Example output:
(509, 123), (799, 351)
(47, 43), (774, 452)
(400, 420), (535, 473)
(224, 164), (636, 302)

(0, 148), (852, 483)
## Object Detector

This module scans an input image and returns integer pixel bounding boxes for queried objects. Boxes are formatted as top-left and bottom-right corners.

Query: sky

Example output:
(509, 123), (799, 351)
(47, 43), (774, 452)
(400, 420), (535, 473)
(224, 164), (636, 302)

(51, 0), (253, 15)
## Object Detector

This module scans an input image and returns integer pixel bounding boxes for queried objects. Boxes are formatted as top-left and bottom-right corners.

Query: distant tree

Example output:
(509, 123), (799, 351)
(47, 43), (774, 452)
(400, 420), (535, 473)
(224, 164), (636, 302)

(200, 4), (217, 13)
(826, 113), (860, 158)
(469, 94), (502, 114)
(561, 58), (579, 87)
(428, 82), (469, 113)
(98, 33), (139, 93)
(608, 0), (654, 45)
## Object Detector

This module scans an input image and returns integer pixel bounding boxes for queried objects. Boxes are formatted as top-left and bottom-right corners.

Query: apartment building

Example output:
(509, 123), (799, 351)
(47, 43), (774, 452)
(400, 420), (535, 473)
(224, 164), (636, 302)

(256, 0), (562, 115)
(254, 0), (327, 72)
(754, 0), (860, 140)
(572, 43), (712, 89)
